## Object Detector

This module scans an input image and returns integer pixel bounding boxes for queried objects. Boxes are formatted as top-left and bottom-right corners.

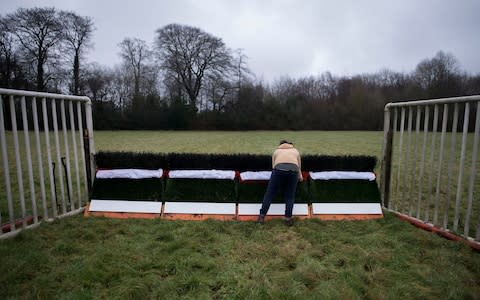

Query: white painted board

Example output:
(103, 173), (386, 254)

(168, 170), (236, 180)
(96, 169), (163, 179)
(309, 171), (375, 181)
(312, 203), (382, 214)
(239, 171), (272, 181)
(238, 203), (309, 215)
(89, 199), (162, 213)
(164, 202), (236, 214)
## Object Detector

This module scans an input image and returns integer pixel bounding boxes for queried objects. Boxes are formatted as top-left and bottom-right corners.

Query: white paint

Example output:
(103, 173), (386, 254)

(96, 169), (163, 179)
(309, 171), (376, 181)
(238, 203), (309, 215)
(164, 202), (236, 214)
(168, 170), (235, 180)
(312, 203), (382, 214)
(239, 171), (272, 181)
(89, 199), (162, 213)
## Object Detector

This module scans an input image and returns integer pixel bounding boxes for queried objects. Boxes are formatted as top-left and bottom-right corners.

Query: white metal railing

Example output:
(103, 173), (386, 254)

(0, 88), (95, 239)
(381, 95), (480, 242)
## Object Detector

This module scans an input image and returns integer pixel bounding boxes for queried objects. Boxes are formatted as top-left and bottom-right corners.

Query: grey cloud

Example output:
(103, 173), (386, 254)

(1, 0), (479, 81)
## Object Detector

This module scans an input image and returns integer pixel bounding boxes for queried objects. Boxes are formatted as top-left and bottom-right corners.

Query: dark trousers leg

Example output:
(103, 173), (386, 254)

(284, 172), (298, 218)
(260, 170), (281, 216)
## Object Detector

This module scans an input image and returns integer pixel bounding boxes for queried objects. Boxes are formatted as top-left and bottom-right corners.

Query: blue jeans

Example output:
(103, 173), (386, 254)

(260, 169), (298, 218)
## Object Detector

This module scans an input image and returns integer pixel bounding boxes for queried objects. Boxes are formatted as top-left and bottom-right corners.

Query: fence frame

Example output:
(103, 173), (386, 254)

(0, 88), (95, 239)
(381, 95), (480, 242)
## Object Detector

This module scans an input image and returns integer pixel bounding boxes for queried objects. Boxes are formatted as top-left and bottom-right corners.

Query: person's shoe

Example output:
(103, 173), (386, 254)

(257, 214), (265, 224)
(285, 217), (294, 227)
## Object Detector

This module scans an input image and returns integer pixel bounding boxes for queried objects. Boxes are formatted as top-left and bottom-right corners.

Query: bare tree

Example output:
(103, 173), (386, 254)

(414, 51), (461, 97)
(233, 48), (252, 90)
(155, 24), (233, 109)
(59, 11), (94, 95)
(119, 37), (151, 97)
(5, 7), (62, 91)
(0, 16), (17, 88)
(84, 63), (113, 102)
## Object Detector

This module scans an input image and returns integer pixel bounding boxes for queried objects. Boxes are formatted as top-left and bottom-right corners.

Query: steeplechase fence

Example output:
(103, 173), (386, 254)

(0, 88), (95, 239)
(381, 95), (480, 242)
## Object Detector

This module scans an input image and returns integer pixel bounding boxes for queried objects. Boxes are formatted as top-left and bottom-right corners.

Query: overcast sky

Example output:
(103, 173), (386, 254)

(2, 0), (480, 82)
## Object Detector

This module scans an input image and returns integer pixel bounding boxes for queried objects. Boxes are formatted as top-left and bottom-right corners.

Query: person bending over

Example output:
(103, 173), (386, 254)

(257, 140), (303, 226)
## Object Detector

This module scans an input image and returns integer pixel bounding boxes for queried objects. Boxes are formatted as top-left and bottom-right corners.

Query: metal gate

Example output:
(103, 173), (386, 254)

(381, 95), (480, 242)
(0, 88), (95, 238)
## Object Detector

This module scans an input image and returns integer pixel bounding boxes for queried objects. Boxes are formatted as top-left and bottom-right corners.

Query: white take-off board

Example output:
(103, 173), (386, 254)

(312, 203), (382, 214)
(89, 199), (162, 213)
(238, 203), (309, 216)
(163, 202), (236, 215)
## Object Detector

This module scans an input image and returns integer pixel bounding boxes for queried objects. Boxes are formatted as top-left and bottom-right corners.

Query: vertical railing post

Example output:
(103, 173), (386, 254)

(21, 96), (38, 223)
(42, 97), (58, 218)
(77, 102), (88, 206)
(408, 106), (421, 216)
(85, 98), (95, 195)
(426, 104), (439, 222)
(464, 102), (480, 237)
(453, 103), (469, 231)
(69, 101), (81, 210)
(417, 105), (429, 219)
(434, 104), (448, 225)
(0, 96), (15, 231)
(381, 106), (393, 208)
(32, 97), (48, 221)
(395, 107), (406, 210)
(443, 103), (458, 229)
(10, 95), (27, 227)
(402, 106), (413, 214)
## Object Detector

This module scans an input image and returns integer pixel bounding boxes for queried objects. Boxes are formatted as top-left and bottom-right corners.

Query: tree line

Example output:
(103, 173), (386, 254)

(1, 7), (480, 130)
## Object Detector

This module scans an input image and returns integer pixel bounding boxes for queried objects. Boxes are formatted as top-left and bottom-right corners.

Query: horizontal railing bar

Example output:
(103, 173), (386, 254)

(0, 208), (84, 240)
(0, 223), (42, 240)
(0, 88), (90, 103)
(50, 207), (85, 220)
(385, 95), (480, 109)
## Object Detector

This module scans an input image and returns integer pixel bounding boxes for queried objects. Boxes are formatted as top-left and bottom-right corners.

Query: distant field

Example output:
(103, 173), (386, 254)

(94, 130), (385, 157)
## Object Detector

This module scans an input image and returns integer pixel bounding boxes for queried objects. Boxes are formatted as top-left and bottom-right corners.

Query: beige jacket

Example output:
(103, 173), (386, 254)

(272, 143), (303, 181)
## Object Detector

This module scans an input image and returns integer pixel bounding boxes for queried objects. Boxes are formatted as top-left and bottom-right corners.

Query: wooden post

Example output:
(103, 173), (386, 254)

(381, 107), (394, 208)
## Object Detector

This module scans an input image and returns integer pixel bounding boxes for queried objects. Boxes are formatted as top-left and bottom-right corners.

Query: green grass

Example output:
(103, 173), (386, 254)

(93, 131), (384, 157)
(1, 130), (480, 298)
(1, 213), (479, 299)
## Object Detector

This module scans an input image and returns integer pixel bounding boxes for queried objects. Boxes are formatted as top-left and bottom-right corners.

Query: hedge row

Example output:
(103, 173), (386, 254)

(95, 151), (377, 172)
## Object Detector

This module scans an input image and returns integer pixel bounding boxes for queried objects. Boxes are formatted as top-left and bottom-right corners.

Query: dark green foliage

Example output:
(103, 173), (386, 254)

(302, 155), (377, 172)
(230, 154), (271, 171)
(310, 180), (381, 203)
(163, 179), (236, 202)
(91, 179), (162, 201)
(95, 151), (377, 172)
(95, 151), (167, 169)
(237, 181), (309, 203)
(166, 153), (268, 170)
